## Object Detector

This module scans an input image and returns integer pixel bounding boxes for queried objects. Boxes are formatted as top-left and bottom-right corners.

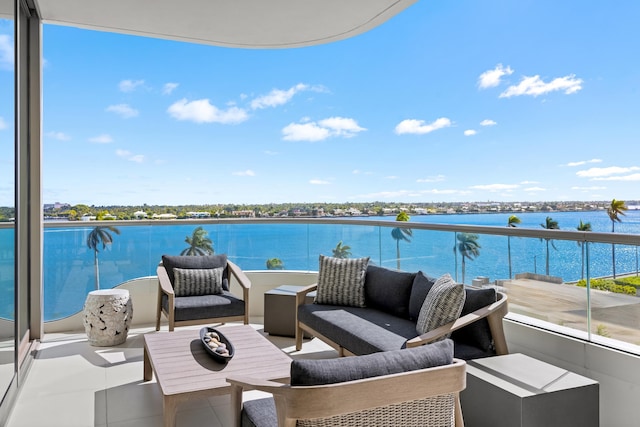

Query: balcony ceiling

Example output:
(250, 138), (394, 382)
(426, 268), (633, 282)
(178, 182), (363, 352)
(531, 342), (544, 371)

(5, 0), (417, 48)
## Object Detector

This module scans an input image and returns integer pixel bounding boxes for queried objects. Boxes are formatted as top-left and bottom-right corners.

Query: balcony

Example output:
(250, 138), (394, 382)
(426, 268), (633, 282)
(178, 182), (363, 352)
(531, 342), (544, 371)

(3, 217), (640, 426)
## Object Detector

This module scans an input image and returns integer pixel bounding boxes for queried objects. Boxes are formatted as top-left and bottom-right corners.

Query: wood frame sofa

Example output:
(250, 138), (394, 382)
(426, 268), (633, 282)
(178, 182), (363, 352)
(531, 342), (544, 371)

(295, 264), (509, 359)
(229, 339), (466, 427)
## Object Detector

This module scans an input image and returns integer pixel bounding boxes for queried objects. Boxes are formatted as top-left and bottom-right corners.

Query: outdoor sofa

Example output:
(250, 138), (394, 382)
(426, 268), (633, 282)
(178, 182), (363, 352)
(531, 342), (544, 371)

(230, 338), (466, 427)
(295, 257), (509, 359)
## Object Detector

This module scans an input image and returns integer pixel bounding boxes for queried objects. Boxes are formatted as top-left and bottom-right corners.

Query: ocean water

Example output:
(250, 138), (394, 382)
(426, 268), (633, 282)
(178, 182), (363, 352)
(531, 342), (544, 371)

(3, 210), (640, 321)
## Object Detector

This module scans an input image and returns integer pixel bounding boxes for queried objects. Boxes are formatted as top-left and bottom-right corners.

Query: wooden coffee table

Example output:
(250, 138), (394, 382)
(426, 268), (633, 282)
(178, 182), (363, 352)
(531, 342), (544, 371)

(143, 324), (292, 427)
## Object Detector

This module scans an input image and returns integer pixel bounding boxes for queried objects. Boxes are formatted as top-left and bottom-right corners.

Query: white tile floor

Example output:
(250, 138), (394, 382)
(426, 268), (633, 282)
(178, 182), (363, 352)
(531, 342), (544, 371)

(6, 324), (337, 427)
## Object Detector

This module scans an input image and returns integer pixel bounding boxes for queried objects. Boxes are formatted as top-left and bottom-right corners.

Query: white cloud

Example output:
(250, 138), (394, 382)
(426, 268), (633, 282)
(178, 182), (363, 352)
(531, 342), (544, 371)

(470, 183), (519, 191)
(233, 170), (256, 176)
(394, 118), (452, 135)
(566, 159), (602, 167)
(592, 173), (640, 182)
(480, 119), (497, 126)
(524, 186), (546, 192)
(282, 117), (365, 141)
(0, 35), (13, 70)
(46, 131), (71, 141)
(464, 129), (477, 136)
(572, 186), (606, 191)
(163, 83), (179, 95)
(251, 83), (309, 110)
(417, 175), (445, 183)
(500, 74), (583, 98)
(386, 175), (399, 180)
(119, 79), (144, 92)
(576, 166), (640, 178)
(309, 179), (330, 185)
(89, 134), (113, 144)
(282, 122), (330, 142)
(167, 98), (249, 124)
(318, 117), (366, 137)
(0, 117), (6, 130)
(116, 149), (144, 163)
(106, 104), (139, 118)
(478, 64), (513, 89)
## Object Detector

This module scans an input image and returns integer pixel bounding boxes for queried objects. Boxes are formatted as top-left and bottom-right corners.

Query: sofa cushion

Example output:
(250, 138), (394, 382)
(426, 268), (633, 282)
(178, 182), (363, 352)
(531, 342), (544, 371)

(173, 267), (224, 296)
(290, 339), (454, 386)
(298, 303), (417, 355)
(409, 271), (437, 321)
(241, 397), (276, 427)
(162, 254), (230, 290)
(365, 264), (416, 319)
(162, 290), (245, 321)
(416, 273), (465, 337)
(315, 255), (370, 307)
(451, 287), (497, 353)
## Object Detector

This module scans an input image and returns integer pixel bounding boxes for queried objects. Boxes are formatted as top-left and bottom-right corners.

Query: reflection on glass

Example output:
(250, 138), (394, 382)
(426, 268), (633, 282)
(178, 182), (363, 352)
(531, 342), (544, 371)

(0, 13), (15, 402)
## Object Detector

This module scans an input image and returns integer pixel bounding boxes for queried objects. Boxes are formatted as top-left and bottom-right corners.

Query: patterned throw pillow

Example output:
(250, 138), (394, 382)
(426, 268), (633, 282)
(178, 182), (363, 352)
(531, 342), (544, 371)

(173, 267), (224, 297)
(315, 255), (370, 307)
(415, 273), (466, 338)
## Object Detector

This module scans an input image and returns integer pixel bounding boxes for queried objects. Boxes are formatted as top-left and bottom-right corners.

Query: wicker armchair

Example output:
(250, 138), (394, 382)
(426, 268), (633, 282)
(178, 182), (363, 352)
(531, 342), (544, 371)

(228, 341), (466, 427)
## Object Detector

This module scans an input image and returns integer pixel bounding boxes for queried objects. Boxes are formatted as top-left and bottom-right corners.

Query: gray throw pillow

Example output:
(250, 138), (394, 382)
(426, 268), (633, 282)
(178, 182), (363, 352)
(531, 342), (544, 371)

(315, 255), (370, 307)
(416, 273), (466, 338)
(173, 267), (224, 296)
(161, 254), (229, 290)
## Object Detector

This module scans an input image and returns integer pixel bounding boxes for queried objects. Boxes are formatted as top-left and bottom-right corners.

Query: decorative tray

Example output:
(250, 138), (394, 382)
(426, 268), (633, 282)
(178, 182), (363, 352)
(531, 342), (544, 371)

(199, 327), (234, 363)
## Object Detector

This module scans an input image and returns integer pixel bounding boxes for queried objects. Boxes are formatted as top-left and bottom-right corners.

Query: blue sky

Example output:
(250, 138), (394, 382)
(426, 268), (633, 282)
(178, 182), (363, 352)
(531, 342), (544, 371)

(1, 1), (640, 206)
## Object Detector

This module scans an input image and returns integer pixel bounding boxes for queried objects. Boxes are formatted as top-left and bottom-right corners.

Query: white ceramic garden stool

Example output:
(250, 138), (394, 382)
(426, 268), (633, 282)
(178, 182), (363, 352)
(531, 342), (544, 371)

(83, 289), (133, 346)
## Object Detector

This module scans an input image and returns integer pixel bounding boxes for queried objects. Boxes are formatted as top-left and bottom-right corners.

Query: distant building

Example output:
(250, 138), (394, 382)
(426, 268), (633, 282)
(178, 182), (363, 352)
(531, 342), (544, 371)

(133, 211), (148, 219)
(151, 213), (177, 220)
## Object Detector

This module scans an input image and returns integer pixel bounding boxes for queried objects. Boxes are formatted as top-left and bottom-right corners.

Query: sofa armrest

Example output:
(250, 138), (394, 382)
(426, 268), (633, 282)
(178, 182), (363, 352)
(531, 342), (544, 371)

(295, 283), (317, 307)
(227, 260), (251, 291)
(406, 292), (509, 354)
(157, 263), (174, 297)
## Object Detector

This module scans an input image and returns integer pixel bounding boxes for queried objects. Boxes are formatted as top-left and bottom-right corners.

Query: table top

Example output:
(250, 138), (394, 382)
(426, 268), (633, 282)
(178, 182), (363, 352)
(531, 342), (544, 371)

(144, 324), (292, 397)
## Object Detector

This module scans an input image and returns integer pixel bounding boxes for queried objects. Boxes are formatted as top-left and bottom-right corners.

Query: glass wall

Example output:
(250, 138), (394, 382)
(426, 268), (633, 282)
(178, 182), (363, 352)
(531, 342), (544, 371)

(0, 4), (14, 413)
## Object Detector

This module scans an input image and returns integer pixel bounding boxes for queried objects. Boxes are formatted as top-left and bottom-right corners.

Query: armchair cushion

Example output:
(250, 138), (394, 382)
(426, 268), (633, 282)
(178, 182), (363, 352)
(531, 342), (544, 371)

(408, 271), (437, 321)
(162, 254), (230, 290)
(315, 255), (370, 308)
(451, 287), (497, 352)
(365, 264), (416, 319)
(290, 338), (454, 386)
(416, 273), (465, 337)
(173, 267), (224, 296)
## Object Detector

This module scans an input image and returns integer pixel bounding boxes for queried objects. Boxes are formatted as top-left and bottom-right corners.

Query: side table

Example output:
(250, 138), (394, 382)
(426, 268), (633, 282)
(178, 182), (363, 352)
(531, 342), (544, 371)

(264, 285), (315, 338)
(460, 353), (599, 427)
(83, 288), (133, 346)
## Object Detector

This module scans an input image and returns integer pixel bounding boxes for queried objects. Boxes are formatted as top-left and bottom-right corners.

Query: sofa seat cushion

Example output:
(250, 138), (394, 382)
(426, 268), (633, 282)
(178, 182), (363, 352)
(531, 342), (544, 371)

(291, 339), (454, 386)
(298, 304), (417, 355)
(162, 290), (245, 322)
(241, 397), (276, 427)
(365, 264), (416, 319)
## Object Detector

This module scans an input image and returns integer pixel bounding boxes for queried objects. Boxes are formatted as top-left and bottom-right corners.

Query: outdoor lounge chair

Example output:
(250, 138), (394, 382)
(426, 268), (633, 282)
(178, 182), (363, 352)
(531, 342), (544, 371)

(155, 254), (250, 331)
(229, 339), (466, 427)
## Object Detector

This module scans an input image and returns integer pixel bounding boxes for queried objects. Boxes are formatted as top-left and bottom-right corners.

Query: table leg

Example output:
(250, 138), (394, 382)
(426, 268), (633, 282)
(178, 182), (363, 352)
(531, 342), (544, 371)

(143, 345), (152, 381)
(163, 396), (178, 427)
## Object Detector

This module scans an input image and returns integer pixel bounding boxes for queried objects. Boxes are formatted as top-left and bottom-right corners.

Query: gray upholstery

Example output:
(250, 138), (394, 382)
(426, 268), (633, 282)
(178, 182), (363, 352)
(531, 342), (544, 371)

(451, 287), (497, 353)
(291, 339), (453, 385)
(297, 304), (417, 355)
(242, 398), (277, 427)
(162, 254), (230, 290)
(161, 290), (245, 322)
(409, 271), (436, 320)
(365, 264), (416, 319)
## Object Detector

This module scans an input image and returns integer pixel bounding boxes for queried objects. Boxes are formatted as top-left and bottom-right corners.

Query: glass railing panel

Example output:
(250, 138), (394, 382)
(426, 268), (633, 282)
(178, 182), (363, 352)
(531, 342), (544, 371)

(584, 242), (640, 345)
(0, 225), (14, 321)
